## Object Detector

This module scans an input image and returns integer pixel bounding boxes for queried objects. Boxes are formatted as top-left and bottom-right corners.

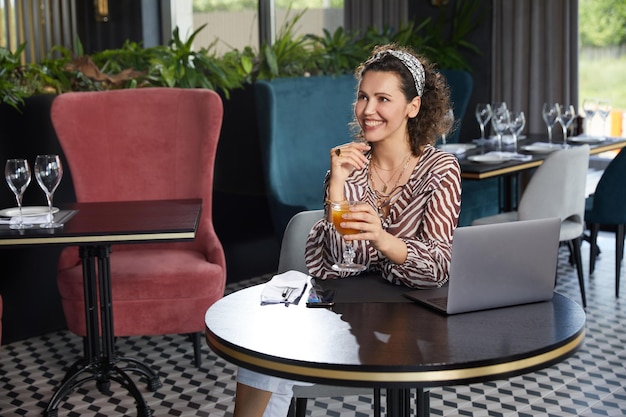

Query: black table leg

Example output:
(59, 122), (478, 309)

(386, 388), (412, 417)
(415, 388), (430, 417)
(385, 388), (430, 417)
(44, 245), (160, 417)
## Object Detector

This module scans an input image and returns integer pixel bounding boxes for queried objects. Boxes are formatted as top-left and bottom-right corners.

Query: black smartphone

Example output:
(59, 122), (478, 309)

(306, 286), (335, 308)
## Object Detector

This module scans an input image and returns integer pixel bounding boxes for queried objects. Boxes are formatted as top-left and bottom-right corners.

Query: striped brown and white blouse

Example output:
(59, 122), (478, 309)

(305, 145), (462, 288)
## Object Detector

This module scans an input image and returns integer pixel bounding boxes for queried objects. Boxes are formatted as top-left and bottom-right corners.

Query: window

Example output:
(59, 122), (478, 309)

(191, 0), (344, 55)
(1, 0), (77, 63)
(578, 0), (626, 137)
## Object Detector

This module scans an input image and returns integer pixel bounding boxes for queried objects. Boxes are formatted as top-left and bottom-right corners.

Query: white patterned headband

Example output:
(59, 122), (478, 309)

(366, 49), (425, 97)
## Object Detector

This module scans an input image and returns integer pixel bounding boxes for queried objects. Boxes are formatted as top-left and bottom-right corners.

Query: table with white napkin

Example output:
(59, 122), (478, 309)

(260, 270), (310, 306)
(0, 213), (53, 226)
(0, 209), (78, 227)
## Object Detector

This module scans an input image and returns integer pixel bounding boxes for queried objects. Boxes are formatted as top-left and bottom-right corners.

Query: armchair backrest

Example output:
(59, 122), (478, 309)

(518, 145), (590, 226)
(51, 88), (225, 266)
(255, 75), (356, 237)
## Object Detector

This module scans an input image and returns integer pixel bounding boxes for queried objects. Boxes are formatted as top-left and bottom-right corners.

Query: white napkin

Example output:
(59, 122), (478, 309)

(472, 137), (496, 145)
(0, 213), (52, 225)
(483, 151), (532, 161)
(528, 142), (559, 148)
(438, 145), (467, 155)
(260, 270), (310, 305)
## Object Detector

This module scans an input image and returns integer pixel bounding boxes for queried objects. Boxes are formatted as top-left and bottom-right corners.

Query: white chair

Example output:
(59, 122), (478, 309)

(279, 210), (379, 417)
(472, 145), (590, 308)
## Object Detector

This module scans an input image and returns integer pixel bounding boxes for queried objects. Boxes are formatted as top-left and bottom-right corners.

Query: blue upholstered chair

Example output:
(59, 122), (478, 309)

(255, 75), (356, 238)
(585, 148), (626, 297)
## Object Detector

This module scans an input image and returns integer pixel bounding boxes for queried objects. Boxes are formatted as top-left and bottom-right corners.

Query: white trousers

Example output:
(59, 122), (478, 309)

(236, 368), (313, 417)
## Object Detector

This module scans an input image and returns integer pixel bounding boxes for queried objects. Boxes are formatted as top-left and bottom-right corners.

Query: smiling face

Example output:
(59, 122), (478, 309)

(354, 70), (421, 146)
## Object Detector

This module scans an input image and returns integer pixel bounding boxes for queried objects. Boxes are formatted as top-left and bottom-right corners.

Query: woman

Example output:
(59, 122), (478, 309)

(306, 44), (461, 288)
(233, 44), (461, 417)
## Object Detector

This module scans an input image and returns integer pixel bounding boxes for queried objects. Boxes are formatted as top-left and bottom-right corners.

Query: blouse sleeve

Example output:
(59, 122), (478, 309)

(382, 158), (461, 288)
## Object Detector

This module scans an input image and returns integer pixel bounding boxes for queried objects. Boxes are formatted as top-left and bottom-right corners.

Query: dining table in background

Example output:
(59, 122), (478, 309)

(457, 134), (626, 212)
(0, 199), (202, 417)
(205, 274), (586, 417)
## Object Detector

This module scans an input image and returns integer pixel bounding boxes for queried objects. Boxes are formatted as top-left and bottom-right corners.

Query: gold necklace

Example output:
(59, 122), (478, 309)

(370, 153), (411, 195)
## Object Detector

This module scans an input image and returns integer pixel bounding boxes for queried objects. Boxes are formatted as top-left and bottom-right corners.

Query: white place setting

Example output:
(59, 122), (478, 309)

(519, 142), (564, 154)
(467, 151), (532, 164)
(3, 155), (65, 230)
(437, 143), (477, 155)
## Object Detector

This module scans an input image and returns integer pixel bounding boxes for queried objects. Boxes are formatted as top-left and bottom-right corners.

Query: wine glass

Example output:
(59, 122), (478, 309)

(597, 100), (612, 137)
(491, 106), (510, 153)
(556, 104), (576, 146)
(330, 200), (367, 273)
(582, 98), (597, 134)
(5, 159), (33, 230)
(508, 111), (526, 151)
(439, 108), (455, 146)
(475, 104), (492, 142)
(542, 103), (559, 146)
(34, 154), (64, 228)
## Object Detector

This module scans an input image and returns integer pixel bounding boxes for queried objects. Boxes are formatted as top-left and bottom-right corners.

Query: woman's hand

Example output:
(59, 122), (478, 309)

(339, 202), (382, 244)
(328, 142), (370, 202)
(340, 202), (408, 265)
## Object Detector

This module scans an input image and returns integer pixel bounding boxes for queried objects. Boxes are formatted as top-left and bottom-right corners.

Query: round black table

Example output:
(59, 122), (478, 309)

(205, 274), (585, 416)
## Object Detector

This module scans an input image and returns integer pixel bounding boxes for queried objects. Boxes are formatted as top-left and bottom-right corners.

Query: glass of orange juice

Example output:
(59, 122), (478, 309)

(330, 200), (367, 273)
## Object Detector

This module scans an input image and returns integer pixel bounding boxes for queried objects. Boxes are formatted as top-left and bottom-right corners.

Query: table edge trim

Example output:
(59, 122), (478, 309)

(206, 330), (584, 384)
(0, 231), (196, 246)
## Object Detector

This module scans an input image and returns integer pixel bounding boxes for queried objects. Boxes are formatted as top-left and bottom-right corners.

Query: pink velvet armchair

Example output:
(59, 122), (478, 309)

(50, 88), (226, 367)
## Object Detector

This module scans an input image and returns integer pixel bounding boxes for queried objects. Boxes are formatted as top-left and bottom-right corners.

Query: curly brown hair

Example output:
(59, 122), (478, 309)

(352, 43), (453, 155)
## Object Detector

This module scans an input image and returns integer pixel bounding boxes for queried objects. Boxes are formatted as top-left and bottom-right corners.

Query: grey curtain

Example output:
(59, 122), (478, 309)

(492, 0), (579, 135)
(344, 0), (408, 33)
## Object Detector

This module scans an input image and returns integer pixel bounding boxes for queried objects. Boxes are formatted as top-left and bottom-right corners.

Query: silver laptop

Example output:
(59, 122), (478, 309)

(404, 217), (561, 314)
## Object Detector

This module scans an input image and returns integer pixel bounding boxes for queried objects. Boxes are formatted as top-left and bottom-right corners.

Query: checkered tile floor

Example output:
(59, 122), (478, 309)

(1, 232), (626, 416)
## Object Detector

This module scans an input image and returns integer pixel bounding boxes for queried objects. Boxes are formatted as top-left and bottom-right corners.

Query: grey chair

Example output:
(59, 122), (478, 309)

(472, 145), (591, 308)
(279, 210), (379, 417)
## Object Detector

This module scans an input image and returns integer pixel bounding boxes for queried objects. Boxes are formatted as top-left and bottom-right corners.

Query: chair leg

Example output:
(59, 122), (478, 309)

(589, 223), (600, 275)
(293, 398), (307, 417)
(570, 237), (587, 308)
(190, 332), (202, 368)
(374, 388), (381, 417)
(616, 225), (625, 298)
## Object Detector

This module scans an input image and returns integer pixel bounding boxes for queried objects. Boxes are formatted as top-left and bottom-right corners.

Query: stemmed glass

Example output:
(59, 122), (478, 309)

(542, 103), (559, 147)
(508, 111), (526, 151)
(34, 154), (64, 228)
(556, 104), (576, 146)
(331, 200), (367, 273)
(475, 104), (492, 142)
(439, 108), (455, 146)
(582, 98), (597, 134)
(5, 159), (33, 230)
(491, 106), (510, 153)
(597, 100), (612, 137)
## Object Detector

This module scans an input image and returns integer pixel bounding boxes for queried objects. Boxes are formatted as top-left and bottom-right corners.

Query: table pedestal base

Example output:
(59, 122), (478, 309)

(44, 245), (160, 417)
(386, 388), (430, 417)
(43, 355), (160, 417)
